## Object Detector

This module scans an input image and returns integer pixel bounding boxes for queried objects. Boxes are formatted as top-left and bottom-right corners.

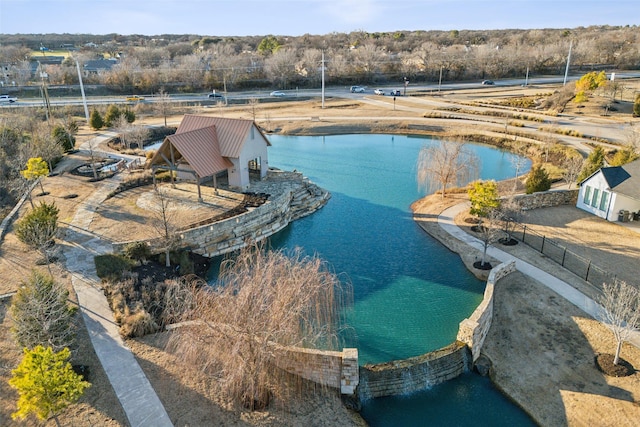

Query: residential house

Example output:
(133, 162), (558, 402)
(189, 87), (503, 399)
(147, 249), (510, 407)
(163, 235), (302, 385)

(148, 115), (271, 196)
(83, 59), (117, 75)
(576, 159), (640, 222)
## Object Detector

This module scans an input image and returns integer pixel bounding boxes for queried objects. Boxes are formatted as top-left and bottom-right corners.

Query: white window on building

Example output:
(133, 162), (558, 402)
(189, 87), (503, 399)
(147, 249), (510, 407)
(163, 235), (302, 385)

(583, 186), (592, 205)
(599, 191), (609, 211)
(591, 188), (600, 208)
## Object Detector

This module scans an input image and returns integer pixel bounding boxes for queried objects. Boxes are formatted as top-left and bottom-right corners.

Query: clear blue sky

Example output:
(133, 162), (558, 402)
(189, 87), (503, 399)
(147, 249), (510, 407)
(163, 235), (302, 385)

(1, 0), (638, 36)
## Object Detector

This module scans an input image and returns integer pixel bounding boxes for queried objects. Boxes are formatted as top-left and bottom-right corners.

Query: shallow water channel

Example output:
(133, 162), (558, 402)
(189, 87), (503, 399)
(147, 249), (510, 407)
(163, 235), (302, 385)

(223, 134), (535, 425)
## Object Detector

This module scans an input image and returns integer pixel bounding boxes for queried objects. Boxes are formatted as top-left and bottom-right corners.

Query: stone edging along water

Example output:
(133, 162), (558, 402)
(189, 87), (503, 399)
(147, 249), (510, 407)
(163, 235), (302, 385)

(111, 181), (572, 400)
(358, 261), (517, 400)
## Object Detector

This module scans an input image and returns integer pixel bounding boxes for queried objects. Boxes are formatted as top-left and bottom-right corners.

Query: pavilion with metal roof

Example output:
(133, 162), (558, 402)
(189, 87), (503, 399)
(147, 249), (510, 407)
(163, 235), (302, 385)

(148, 115), (271, 200)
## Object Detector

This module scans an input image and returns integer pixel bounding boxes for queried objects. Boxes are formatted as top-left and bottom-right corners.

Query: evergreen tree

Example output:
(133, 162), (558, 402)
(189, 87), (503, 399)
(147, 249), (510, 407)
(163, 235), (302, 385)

(526, 165), (552, 194)
(577, 146), (605, 183)
(51, 125), (75, 152)
(9, 346), (90, 426)
(10, 270), (76, 351)
(89, 109), (104, 130)
(123, 107), (136, 123)
(15, 202), (59, 270)
(103, 104), (121, 127)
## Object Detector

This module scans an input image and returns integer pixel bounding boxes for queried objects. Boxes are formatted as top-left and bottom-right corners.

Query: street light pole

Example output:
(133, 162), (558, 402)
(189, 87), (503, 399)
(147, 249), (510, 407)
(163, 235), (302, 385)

(321, 51), (325, 109)
(563, 41), (572, 86)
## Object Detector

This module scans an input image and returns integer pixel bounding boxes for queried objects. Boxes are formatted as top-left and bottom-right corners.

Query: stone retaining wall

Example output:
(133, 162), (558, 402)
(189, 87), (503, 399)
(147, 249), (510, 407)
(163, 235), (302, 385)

(273, 346), (359, 395)
(511, 189), (578, 211)
(113, 173), (329, 258)
(359, 341), (470, 399)
(457, 261), (516, 362)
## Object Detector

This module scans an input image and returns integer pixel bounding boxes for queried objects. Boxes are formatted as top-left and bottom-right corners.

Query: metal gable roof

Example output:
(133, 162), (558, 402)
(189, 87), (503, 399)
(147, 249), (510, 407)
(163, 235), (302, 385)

(156, 126), (233, 177)
(176, 115), (271, 158)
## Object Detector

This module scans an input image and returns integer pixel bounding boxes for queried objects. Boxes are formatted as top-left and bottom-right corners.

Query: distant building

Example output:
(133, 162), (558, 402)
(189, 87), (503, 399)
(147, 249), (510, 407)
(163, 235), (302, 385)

(83, 59), (117, 75)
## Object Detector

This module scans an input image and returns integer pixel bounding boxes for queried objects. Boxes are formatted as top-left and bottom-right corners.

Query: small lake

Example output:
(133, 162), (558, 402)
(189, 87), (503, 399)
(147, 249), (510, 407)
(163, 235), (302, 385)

(264, 134), (534, 426)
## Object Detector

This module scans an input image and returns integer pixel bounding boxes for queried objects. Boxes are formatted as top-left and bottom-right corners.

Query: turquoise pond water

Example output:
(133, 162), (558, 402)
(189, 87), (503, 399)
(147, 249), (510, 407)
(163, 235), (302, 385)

(217, 134), (535, 425)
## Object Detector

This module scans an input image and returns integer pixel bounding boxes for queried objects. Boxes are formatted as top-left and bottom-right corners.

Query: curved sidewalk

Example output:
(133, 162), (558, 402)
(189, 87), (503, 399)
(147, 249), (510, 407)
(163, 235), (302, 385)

(437, 202), (640, 348)
(64, 145), (173, 426)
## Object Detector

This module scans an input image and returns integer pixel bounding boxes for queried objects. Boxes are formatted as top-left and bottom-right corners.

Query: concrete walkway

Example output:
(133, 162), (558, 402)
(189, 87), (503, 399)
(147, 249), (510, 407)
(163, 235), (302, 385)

(438, 202), (640, 348)
(63, 139), (173, 426)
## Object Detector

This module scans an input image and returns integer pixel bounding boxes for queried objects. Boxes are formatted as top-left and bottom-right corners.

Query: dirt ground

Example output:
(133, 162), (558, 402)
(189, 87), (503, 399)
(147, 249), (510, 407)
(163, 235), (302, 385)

(1, 84), (640, 426)
(412, 193), (640, 427)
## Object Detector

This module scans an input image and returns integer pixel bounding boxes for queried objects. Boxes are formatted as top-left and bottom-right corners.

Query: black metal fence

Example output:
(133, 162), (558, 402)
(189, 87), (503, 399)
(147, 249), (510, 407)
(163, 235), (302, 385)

(511, 223), (615, 291)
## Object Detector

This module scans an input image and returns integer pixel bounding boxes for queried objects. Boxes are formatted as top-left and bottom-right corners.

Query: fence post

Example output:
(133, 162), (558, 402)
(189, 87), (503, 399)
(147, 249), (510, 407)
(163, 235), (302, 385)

(522, 225), (526, 242)
(585, 261), (591, 282)
(540, 235), (546, 253)
(561, 248), (566, 266)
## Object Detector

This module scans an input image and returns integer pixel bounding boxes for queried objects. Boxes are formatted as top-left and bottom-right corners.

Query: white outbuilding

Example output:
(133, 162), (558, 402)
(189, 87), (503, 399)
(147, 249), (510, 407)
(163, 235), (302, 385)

(576, 159), (640, 222)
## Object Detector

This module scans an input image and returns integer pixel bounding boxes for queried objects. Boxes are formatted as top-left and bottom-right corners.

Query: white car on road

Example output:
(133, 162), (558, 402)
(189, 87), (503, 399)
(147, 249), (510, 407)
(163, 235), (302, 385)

(374, 89), (385, 95)
(0, 94), (17, 103)
(270, 91), (286, 97)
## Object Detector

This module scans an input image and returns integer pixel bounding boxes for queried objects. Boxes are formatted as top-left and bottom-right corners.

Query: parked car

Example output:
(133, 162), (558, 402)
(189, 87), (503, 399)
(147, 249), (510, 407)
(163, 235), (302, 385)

(126, 95), (144, 101)
(481, 80), (495, 85)
(374, 89), (385, 95)
(270, 91), (286, 97)
(350, 85), (365, 93)
(208, 92), (225, 99)
(389, 89), (401, 96)
(0, 94), (18, 103)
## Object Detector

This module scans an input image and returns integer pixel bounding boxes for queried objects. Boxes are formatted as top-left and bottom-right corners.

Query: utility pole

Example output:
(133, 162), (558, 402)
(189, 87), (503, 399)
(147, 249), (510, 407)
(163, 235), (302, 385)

(438, 65), (443, 92)
(37, 61), (51, 121)
(73, 56), (90, 123)
(563, 41), (572, 86)
(524, 66), (529, 87)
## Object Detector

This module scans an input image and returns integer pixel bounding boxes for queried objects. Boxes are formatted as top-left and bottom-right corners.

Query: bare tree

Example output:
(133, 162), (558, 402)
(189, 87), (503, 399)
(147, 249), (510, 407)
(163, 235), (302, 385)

(247, 97), (260, 121)
(599, 280), (640, 365)
(508, 141), (529, 183)
(127, 125), (149, 150)
(561, 155), (584, 189)
(167, 244), (350, 410)
(475, 208), (503, 269)
(156, 88), (172, 127)
(417, 140), (479, 199)
(264, 48), (298, 88)
(151, 186), (179, 267)
(114, 115), (133, 150)
(86, 138), (100, 180)
(497, 196), (524, 244)
(624, 123), (640, 155)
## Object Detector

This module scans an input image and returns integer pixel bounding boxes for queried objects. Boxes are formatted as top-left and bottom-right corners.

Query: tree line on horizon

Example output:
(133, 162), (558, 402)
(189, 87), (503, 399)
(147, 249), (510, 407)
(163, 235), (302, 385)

(1, 25), (638, 93)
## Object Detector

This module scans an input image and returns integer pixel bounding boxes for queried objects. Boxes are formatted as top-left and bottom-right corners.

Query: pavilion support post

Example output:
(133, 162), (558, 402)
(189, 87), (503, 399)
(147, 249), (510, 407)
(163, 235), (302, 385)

(197, 175), (203, 202)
